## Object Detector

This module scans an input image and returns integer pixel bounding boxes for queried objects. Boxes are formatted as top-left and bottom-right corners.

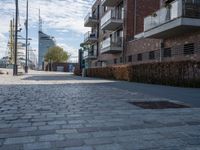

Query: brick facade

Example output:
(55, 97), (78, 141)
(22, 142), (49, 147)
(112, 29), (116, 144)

(125, 0), (160, 40)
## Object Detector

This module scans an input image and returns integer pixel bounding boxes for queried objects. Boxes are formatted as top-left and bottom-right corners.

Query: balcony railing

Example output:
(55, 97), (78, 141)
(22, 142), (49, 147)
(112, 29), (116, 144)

(83, 48), (97, 60)
(84, 31), (97, 44)
(101, 37), (123, 53)
(84, 12), (98, 27)
(101, 9), (123, 30)
(144, 0), (200, 31)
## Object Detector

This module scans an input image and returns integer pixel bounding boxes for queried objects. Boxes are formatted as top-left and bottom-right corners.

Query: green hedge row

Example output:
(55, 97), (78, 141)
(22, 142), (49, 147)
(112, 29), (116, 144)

(86, 61), (200, 88)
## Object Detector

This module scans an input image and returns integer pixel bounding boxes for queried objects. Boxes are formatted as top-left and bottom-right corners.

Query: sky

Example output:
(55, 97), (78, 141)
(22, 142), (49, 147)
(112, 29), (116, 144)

(0, 0), (94, 62)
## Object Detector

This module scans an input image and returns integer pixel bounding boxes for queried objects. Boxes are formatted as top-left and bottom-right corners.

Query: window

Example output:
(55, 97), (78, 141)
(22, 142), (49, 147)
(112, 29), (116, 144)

(120, 57), (123, 63)
(137, 54), (142, 61)
(163, 48), (171, 58)
(128, 55), (132, 62)
(114, 58), (117, 64)
(149, 51), (155, 60)
(184, 43), (194, 55)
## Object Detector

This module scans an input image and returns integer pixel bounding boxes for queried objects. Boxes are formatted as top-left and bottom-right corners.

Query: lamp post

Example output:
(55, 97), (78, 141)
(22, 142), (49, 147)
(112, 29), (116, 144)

(13, 0), (18, 76)
(25, 0), (29, 73)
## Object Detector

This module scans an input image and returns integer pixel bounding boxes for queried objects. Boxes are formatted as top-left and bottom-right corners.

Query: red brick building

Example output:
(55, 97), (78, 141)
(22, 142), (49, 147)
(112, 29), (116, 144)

(81, 0), (200, 68)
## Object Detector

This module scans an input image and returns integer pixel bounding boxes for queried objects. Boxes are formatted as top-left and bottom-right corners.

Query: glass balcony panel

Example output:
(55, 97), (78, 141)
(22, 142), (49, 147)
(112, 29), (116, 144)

(144, 0), (200, 38)
(101, 36), (122, 53)
(84, 12), (98, 27)
(101, 10), (112, 27)
(171, 1), (179, 20)
(84, 31), (97, 44)
(102, 37), (111, 49)
(144, 0), (181, 31)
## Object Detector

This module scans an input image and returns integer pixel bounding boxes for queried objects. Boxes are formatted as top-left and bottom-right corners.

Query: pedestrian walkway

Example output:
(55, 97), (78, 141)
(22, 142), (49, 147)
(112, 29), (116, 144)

(0, 70), (200, 150)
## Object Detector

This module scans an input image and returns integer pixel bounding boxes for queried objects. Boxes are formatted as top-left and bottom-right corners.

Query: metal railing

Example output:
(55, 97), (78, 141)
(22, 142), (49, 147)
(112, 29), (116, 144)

(84, 31), (97, 42)
(83, 48), (97, 58)
(84, 12), (97, 23)
(101, 9), (123, 27)
(144, 0), (200, 31)
(101, 37), (123, 50)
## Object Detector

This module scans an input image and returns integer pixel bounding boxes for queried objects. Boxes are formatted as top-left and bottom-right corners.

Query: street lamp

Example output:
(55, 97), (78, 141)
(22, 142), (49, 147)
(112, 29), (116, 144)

(25, 0), (29, 73)
(13, 0), (19, 76)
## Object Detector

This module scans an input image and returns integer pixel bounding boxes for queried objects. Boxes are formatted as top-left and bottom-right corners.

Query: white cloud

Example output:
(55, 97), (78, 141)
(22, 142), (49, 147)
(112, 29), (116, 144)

(58, 43), (78, 63)
(0, 0), (94, 60)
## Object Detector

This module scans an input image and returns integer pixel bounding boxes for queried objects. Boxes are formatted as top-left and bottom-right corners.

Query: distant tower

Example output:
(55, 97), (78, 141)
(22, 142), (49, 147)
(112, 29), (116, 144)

(39, 9), (42, 32)
(38, 9), (56, 70)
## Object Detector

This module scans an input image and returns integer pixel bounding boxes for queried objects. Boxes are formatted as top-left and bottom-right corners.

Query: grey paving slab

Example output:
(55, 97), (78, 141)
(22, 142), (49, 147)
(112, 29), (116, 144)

(0, 70), (200, 150)
(23, 142), (52, 150)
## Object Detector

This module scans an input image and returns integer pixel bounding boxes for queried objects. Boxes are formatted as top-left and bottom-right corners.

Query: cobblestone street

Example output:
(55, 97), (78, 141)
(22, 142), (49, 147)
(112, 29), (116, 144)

(0, 70), (200, 150)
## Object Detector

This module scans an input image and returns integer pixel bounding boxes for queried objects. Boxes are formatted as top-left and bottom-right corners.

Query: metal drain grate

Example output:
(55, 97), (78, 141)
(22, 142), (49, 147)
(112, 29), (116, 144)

(129, 101), (190, 109)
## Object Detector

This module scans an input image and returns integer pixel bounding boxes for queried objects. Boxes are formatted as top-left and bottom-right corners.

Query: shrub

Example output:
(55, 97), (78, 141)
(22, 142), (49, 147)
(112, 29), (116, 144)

(86, 60), (200, 88)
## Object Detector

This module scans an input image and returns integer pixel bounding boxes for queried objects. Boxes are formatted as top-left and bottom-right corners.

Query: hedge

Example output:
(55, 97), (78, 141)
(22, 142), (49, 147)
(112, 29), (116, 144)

(86, 61), (200, 88)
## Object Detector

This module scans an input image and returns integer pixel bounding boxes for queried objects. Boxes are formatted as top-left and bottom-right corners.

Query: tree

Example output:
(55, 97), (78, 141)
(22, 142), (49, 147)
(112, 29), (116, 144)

(44, 46), (70, 63)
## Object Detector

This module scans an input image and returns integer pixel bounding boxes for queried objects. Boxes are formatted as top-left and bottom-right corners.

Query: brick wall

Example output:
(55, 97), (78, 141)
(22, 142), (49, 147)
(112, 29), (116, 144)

(124, 0), (160, 40)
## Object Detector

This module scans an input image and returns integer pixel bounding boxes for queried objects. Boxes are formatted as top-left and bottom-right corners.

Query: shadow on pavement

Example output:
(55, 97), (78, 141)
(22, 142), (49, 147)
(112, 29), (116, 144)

(22, 74), (94, 81)
(18, 73), (200, 107)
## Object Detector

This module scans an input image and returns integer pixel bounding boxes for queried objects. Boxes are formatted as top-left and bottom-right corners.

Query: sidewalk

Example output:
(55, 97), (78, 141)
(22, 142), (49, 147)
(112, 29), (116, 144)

(0, 71), (200, 150)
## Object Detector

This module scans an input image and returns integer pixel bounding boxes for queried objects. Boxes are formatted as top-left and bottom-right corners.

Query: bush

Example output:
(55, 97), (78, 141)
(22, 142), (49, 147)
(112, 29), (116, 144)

(86, 61), (200, 88)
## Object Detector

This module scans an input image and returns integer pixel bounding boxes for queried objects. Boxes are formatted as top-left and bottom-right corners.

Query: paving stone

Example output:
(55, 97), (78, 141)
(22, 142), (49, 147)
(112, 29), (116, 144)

(39, 134), (64, 142)
(48, 120), (66, 125)
(19, 127), (37, 132)
(23, 142), (51, 150)
(27, 130), (55, 136)
(0, 144), (23, 150)
(0, 128), (18, 134)
(65, 133), (92, 139)
(77, 127), (99, 133)
(182, 137), (200, 145)
(94, 143), (123, 150)
(4, 136), (36, 144)
(99, 126), (119, 131)
(184, 146), (200, 150)
(92, 131), (115, 138)
(63, 146), (93, 150)
(38, 125), (60, 130)
(56, 129), (77, 134)
(84, 137), (113, 145)
(0, 138), (4, 146)
(53, 139), (84, 148)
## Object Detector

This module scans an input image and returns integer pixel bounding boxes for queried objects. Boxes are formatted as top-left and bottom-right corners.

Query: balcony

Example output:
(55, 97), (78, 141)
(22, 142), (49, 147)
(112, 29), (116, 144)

(84, 13), (98, 27)
(101, 37), (123, 54)
(101, 9), (123, 31)
(83, 49), (97, 60)
(84, 31), (97, 44)
(144, 0), (200, 38)
(101, 0), (123, 7)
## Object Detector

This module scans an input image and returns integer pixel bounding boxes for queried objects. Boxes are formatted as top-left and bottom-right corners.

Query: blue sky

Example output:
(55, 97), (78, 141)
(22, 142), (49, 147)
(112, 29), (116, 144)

(0, 0), (94, 62)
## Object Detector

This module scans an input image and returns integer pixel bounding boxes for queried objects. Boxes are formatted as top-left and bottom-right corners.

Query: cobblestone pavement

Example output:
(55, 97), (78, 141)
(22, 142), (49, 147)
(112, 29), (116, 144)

(0, 70), (200, 150)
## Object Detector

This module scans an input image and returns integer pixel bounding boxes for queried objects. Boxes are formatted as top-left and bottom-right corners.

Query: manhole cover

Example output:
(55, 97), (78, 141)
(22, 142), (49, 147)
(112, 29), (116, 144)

(129, 101), (190, 109)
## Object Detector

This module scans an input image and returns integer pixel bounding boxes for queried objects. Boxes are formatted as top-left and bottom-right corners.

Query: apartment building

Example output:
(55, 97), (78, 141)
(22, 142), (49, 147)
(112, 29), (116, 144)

(82, 0), (125, 68)
(81, 0), (200, 68)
